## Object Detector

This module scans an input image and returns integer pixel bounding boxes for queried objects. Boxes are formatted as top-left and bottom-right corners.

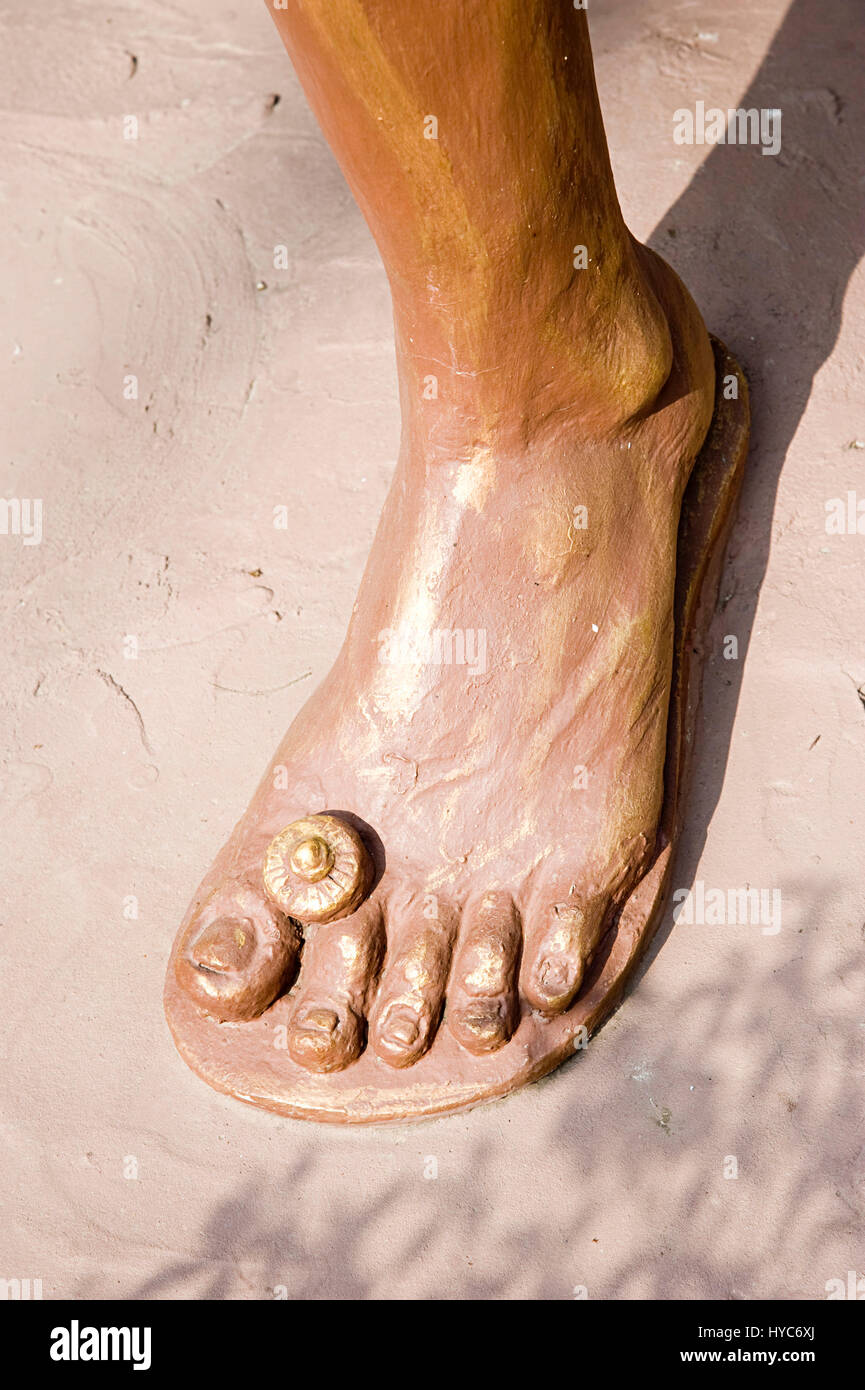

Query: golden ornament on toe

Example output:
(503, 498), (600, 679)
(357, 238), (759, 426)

(262, 814), (373, 924)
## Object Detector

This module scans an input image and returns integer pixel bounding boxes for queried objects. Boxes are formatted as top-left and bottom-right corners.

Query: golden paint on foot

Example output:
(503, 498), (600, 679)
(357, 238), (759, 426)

(262, 814), (374, 924)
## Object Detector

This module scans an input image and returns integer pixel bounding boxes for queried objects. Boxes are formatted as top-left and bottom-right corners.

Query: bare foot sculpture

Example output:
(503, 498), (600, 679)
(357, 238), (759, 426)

(165, 2), (749, 1122)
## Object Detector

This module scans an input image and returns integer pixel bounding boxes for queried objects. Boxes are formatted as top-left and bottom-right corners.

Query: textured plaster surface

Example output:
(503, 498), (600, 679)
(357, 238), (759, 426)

(1, 0), (864, 1298)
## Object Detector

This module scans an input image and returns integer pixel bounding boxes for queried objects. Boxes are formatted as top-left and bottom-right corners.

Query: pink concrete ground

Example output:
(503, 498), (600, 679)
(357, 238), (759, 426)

(2, 0), (863, 1299)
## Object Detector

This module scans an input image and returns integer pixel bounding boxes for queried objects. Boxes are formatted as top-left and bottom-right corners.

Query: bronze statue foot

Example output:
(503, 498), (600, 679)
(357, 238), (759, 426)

(166, 333), (748, 1121)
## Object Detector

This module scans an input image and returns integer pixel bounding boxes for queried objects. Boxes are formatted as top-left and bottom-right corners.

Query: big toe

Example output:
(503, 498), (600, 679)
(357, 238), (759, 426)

(175, 885), (298, 1022)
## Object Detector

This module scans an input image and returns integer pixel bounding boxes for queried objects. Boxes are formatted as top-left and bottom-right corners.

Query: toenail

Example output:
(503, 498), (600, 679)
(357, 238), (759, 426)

(301, 1007), (340, 1034)
(192, 917), (256, 973)
(539, 957), (572, 998)
(465, 1004), (501, 1032)
(263, 814), (374, 924)
(384, 1014), (419, 1048)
